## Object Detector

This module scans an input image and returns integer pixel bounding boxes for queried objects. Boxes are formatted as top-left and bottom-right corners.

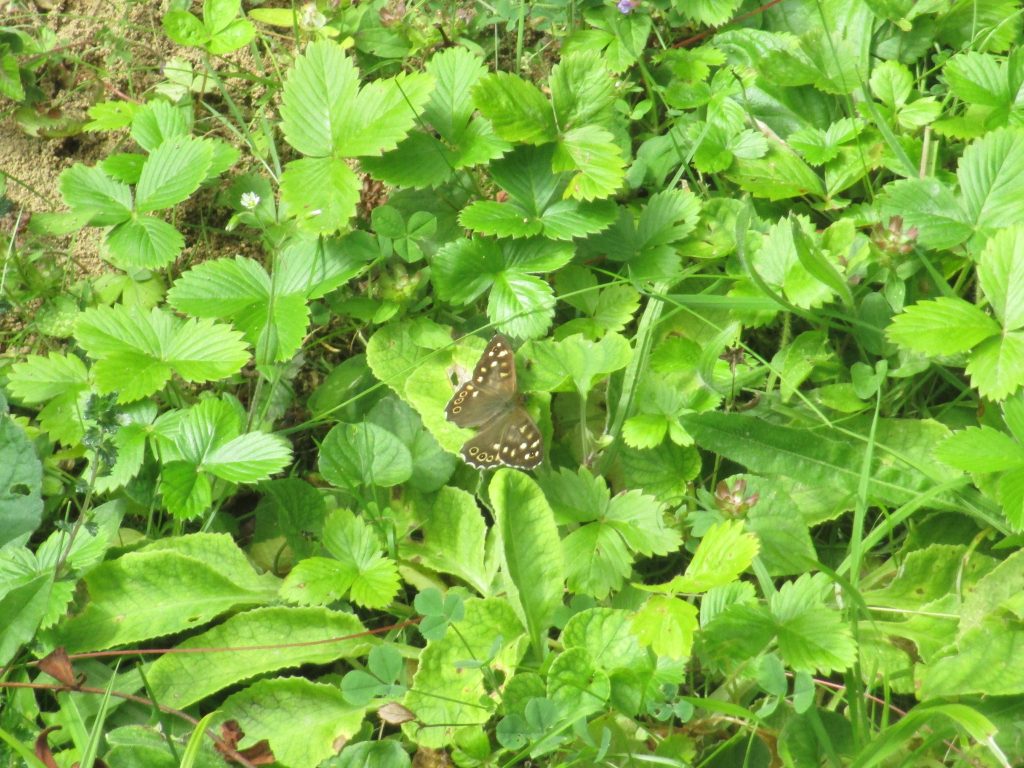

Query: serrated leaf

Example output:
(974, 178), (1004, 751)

(944, 51), (1006, 108)
(978, 226), (1024, 332)
(643, 520), (759, 593)
(488, 272), (556, 340)
(107, 215), (184, 270)
(549, 51), (617, 129)
(280, 156), (361, 234)
(886, 297), (1000, 355)
(336, 72), (434, 158)
(58, 164), (132, 225)
(167, 256), (313, 364)
(473, 72), (557, 144)
(323, 510), (400, 609)
(0, 417), (44, 549)
(413, 486), (496, 595)
(460, 200), (543, 238)
(7, 353), (89, 403)
(936, 426), (1024, 473)
(631, 596), (698, 660)
(204, 431), (293, 483)
(135, 136), (214, 212)
(771, 574), (855, 673)
(162, 9), (208, 48)
(555, 125), (626, 200)
(959, 128), (1024, 232)
(966, 332), (1024, 400)
(279, 40), (358, 157)
(74, 305), (249, 401)
(878, 177), (973, 250)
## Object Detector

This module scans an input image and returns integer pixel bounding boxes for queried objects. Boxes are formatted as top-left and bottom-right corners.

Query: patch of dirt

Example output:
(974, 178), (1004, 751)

(0, 1), (269, 352)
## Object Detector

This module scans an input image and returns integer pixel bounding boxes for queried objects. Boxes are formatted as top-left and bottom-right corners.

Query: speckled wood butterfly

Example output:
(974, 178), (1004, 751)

(444, 334), (542, 470)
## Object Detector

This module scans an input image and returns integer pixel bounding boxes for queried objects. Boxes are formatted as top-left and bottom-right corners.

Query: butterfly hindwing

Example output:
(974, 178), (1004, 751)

(445, 334), (542, 470)
(444, 334), (517, 428)
(460, 407), (543, 470)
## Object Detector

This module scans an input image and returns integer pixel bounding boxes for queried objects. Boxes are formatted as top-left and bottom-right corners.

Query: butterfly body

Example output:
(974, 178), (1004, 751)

(444, 334), (543, 470)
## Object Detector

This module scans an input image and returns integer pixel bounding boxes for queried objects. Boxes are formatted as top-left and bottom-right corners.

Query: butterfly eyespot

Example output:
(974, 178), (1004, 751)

(468, 447), (479, 455)
(452, 406), (461, 413)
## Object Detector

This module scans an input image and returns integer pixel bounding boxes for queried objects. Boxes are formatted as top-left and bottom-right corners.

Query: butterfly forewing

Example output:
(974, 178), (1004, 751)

(444, 334), (518, 428)
(460, 406), (543, 470)
(445, 333), (543, 470)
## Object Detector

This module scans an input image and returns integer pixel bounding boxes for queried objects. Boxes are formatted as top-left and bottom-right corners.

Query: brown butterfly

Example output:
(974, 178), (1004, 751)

(444, 334), (543, 470)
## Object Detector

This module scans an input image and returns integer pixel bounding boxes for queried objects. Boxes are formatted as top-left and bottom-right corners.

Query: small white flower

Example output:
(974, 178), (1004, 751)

(240, 191), (261, 210)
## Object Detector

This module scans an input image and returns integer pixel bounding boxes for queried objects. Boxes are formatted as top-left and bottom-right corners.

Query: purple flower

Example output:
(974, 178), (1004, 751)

(617, 0), (639, 13)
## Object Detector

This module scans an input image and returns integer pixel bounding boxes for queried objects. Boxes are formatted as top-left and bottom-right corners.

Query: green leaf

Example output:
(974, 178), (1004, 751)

(726, 144), (825, 200)
(772, 574), (855, 673)
(279, 40), (357, 156)
(943, 51), (1007, 108)
(886, 297), (1000, 355)
(279, 156), (361, 234)
(489, 272), (556, 340)
(678, 412), (946, 508)
(220, 678), (364, 768)
(162, 9), (208, 48)
(433, 237), (572, 340)
(146, 606), (369, 708)
(618, 441), (701, 502)
(959, 127), (1024, 232)
(7, 353), (89, 403)
(0, 416), (44, 549)
(319, 422), (413, 489)
(131, 100), (192, 151)
(490, 470), (565, 656)
(965, 332), (1024, 400)
(207, 18), (254, 55)
(555, 332), (633, 394)
(168, 256), (317, 364)
(643, 521), (759, 594)
(870, 60), (913, 108)
(404, 598), (526, 747)
(280, 40), (432, 160)
(549, 51), (617, 129)
(106, 214), (185, 269)
(74, 305), (250, 401)
(473, 72), (557, 144)
(630, 596), (699, 661)
(936, 426), (1024, 473)
(323, 510), (400, 609)
(337, 72), (434, 158)
(423, 47), (508, 166)
(337, 742), (411, 768)
(51, 534), (278, 651)
(135, 135), (213, 212)
(978, 225), (1024, 331)
(555, 125), (626, 200)
(413, 486), (497, 596)
(204, 431), (293, 483)
(367, 396), (456, 492)
(878, 177), (972, 250)
(58, 164), (132, 225)
(547, 647), (610, 717)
